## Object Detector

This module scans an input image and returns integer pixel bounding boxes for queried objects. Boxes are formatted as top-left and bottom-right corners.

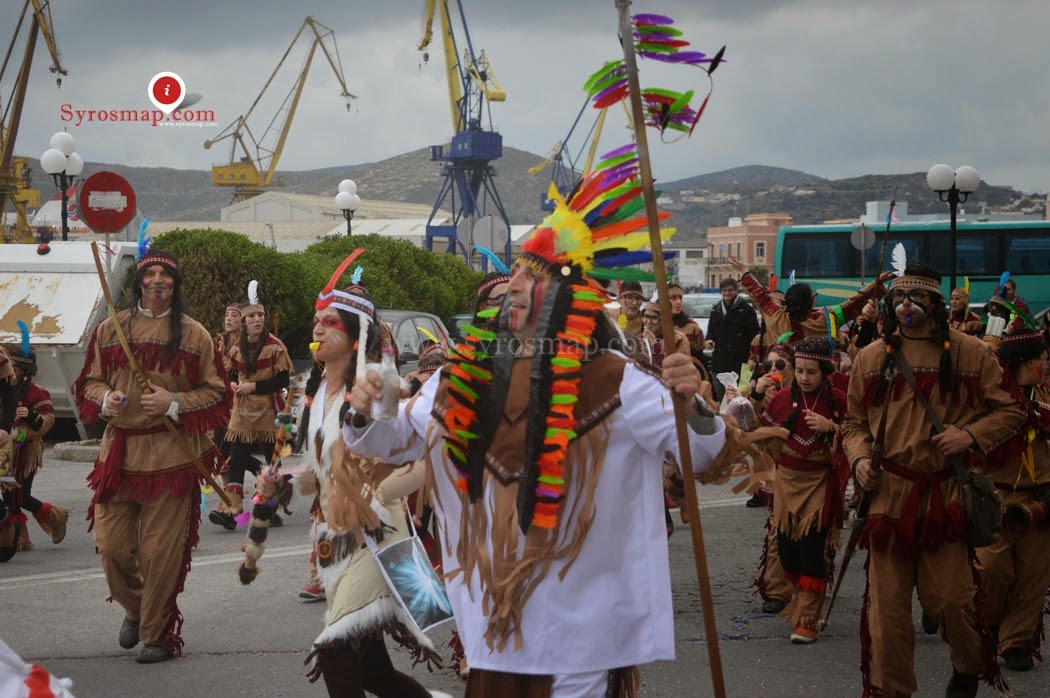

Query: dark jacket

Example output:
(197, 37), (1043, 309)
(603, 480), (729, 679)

(707, 295), (760, 375)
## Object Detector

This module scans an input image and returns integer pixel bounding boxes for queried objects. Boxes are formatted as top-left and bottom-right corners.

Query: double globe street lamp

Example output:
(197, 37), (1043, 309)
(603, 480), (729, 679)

(926, 163), (980, 294)
(40, 131), (84, 242)
(334, 179), (361, 236)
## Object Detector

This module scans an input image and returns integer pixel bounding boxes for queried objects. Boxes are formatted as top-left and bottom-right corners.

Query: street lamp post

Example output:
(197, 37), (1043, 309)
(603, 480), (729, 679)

(334, 179), (361, 236)
(926, 163), (980, 294)
(40, 131), (84, 242)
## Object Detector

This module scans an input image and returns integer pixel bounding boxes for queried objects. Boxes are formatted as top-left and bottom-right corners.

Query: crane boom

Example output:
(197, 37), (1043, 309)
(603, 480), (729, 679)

(204, 17), (354, 203)
(1, 0), (66, 241)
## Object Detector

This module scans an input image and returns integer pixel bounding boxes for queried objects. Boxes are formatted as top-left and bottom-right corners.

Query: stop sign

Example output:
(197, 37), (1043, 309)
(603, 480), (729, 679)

(78, 171), (137, 233)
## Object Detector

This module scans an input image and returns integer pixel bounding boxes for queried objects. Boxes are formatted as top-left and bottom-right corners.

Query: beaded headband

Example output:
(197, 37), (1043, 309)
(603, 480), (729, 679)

(136, 252), (179, 273)
(890, 275), (940, 295)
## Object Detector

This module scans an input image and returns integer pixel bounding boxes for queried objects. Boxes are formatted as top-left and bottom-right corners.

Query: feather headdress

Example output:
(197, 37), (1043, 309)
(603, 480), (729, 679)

(133, 216), (179, 273)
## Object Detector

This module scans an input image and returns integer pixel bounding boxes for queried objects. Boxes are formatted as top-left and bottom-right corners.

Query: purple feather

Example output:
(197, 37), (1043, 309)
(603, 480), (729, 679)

(599, 143), (636, 160)
(234, 511), (252, 528)
(633, 13), (674, 25)
(591, 80), (628, 104)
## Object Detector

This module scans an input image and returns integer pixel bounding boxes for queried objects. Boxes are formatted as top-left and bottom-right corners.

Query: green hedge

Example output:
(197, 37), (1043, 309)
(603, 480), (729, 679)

(146, 229), (483, 356)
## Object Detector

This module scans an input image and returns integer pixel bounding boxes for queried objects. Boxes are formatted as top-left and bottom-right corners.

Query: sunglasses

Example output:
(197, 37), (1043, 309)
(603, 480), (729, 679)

(761, 359), (787, 372)
(890, 289), (931, 304)
(642, 314), (660, 321)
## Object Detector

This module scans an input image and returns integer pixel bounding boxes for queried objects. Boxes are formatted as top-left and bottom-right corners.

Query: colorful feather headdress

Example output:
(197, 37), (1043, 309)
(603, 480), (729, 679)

(315, 247), (373, 322)
(584, 13), (725, 142)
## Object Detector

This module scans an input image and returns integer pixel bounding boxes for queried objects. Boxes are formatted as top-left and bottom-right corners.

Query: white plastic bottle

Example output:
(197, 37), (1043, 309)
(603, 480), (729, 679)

(370, 346), (401, 421)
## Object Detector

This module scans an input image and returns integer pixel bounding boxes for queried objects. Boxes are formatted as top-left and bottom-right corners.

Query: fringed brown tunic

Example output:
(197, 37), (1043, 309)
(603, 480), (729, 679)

(11, 383), (55, 482)
(975, 382), (1050, 663)
(225, 334), (293, 443)
(841, 328), (1025, 697)
(72, 308), (231, 656)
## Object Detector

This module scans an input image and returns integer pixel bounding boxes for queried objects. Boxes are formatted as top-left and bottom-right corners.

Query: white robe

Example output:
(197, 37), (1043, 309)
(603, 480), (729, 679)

(344, 359), (726, 676)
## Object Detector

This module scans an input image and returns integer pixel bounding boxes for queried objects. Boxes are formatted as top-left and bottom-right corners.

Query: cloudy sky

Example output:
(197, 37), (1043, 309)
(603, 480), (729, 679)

(5, 0), (1048, 195)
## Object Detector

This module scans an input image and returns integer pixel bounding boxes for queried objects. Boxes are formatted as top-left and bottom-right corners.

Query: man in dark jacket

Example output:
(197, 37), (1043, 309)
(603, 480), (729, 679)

(706, 277), (759, 400)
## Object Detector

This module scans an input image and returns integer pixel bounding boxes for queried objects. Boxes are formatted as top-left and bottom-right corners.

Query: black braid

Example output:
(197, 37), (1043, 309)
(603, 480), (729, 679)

(930, 302), (953, 394)
(781, 380), (802, 432)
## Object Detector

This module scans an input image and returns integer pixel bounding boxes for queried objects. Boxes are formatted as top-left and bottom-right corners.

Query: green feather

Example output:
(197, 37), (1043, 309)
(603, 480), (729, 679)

(545, 427), (577, 440)
(449, 374), (479, 400)
(459, 363), (493, 381)
(444, 442), (466, 462)
(550, 394), (578, 405)
(550, 357), (581, 369)
(537, 475), (565, 485)
(476, 307), (500, 319)
(776, 331), (794, 344)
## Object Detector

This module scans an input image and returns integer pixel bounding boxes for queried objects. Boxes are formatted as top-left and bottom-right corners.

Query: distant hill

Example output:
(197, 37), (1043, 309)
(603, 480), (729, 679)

(21, 149), (1044, 237)
(663, 165), (827, 191)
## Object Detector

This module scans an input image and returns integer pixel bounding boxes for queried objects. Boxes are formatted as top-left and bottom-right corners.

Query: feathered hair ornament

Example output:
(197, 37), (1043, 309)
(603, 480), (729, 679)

(890, 243), (907, 277)
(243, 279), (264, 317)
(994, 270), (1011, 297)
(16, 320), (31, 359)
(136, 217), (151, 261)
(473, 245), (510, 275)
(583, 13), (725, 141)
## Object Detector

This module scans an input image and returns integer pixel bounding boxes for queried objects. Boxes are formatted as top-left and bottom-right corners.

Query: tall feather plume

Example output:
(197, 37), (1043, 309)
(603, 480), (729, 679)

(136, 216), (151, 261)
(963, 276), (970, 296)
(788, 269), (795, 287)
(247, 280), (259, 306)
(319, 247), (366, 298)
(890, 243), (907, 277)
(17, 320), (31, 358)
(995, 270), (1010, 296)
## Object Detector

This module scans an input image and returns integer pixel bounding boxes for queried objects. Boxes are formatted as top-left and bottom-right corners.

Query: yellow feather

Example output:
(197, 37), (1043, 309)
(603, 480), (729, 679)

(592, 226), (676, 252)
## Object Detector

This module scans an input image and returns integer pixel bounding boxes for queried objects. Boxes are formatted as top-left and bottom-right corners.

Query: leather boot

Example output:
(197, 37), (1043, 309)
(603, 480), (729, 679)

(34, 502), (70, 544)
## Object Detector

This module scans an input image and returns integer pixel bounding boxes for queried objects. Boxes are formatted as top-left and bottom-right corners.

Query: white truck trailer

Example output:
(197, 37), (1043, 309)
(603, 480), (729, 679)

(0, 241), (140, 438)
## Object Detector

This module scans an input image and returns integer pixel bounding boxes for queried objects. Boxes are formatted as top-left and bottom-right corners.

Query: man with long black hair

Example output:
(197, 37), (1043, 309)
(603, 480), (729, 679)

(74, 249), (231, 663)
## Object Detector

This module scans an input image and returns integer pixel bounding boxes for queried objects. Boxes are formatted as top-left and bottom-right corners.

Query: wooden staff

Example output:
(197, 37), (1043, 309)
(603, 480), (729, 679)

(614, 3), (725, 695)
(89, 242), (232, 507)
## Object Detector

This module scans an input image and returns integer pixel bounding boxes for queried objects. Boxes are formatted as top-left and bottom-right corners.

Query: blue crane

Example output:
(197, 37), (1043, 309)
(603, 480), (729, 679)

(418, 0), (511, 269)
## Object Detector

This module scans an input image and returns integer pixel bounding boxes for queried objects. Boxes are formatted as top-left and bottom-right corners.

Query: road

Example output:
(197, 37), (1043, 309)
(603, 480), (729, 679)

(1, 448), (1043, 697)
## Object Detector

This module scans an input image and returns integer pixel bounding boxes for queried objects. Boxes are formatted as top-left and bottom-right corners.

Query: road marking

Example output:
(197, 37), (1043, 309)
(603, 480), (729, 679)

(3, 544), (312, 590)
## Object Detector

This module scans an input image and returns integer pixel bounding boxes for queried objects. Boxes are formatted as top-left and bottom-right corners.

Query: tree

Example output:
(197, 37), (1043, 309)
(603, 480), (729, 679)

(148, 229), (484, 357)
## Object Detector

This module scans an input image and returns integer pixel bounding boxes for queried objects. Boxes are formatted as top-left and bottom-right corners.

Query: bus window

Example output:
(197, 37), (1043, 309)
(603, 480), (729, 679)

(950, 233), (999, 276)
(1006, 233), (1050, 275)
(780, 234), (852, 278)
(863, 234), (924, 274)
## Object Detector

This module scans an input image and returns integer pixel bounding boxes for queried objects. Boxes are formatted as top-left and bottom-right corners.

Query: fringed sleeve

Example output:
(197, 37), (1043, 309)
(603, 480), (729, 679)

(175, 322), (233, 436)
(72, 321), (109, 425)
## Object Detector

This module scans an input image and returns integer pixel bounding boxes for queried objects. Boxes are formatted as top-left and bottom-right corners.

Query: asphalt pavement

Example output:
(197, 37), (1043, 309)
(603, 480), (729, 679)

(1, 448), (1044, 697)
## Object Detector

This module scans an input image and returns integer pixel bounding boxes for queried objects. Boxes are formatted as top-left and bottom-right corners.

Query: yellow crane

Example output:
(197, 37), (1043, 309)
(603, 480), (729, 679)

(204, 17), (354, 204)
(0, 0), (66, 242)
(418, 0), (505, 134)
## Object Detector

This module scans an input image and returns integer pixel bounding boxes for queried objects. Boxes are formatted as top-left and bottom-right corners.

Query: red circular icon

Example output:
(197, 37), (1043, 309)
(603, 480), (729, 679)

(152, 76), (183, 106)
(78, 171), (137, 234)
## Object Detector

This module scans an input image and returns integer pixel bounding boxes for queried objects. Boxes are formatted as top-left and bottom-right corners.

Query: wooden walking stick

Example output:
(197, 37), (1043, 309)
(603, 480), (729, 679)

(89, 242), (232, 507)
(615, 3), (726, 695)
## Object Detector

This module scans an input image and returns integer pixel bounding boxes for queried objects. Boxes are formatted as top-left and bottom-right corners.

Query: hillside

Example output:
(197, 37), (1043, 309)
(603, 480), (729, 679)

(21, 150), (1044, 235)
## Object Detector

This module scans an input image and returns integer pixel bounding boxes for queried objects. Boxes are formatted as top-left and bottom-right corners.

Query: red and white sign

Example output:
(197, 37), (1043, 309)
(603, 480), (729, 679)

(77, 171), (137, 233)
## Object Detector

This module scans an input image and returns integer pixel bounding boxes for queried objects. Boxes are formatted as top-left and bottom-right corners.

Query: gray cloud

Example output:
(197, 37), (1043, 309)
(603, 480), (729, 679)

(4, 0), (1046, 200)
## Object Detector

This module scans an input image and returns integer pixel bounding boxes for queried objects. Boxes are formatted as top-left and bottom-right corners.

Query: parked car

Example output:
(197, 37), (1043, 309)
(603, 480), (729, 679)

(377, 308), (453, 376)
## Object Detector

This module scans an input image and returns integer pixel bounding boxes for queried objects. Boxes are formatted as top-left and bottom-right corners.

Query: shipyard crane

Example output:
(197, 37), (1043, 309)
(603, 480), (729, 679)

(0, 0), (66, 242)
(529, 99), (634, 212)
(204, 17), (354, 204)
(418, 0), (511, 267)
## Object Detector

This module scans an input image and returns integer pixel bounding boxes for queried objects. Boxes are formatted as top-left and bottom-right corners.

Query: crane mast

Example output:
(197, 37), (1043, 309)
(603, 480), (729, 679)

(1, 0), (66, 242)
(204, 17), (354, 204)
(418, 0), (510, 268)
